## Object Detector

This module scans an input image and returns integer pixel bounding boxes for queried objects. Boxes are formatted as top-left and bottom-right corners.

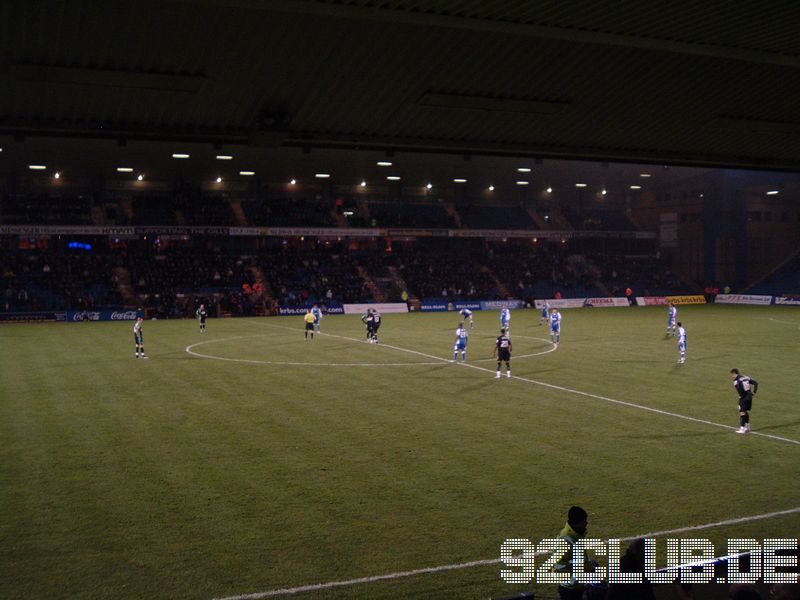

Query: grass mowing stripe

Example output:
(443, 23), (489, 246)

(261, 323), (800, 448)
(213, 505), (800, 599)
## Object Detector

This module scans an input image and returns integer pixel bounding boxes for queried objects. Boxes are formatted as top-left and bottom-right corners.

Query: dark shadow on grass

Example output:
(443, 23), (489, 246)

(613, 429), (733, 441)
(753, 419), (800, 433)
(612, 358), (662, 363)
(686, 354), (727, 362)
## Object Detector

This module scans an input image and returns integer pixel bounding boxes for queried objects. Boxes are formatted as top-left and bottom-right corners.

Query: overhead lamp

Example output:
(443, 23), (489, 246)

(117, 167), (134, 173)
(453, 178), (467, 183)
(172, 153), (190, 159)
(216, 155), (233, 160)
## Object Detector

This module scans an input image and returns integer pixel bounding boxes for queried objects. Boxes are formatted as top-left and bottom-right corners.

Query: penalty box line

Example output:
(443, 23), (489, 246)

(212, 505), (800, 599)
(262, 323), (800, 448)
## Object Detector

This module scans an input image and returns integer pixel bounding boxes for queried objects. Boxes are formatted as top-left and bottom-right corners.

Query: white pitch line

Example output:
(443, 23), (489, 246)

(185, 336), (443, 367)
(212, 505), (800, 599)
(262, 323), (800, 448)
(185, 331), (555, 366)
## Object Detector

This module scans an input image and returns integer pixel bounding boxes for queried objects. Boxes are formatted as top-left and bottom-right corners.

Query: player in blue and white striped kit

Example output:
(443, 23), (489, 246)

(311, 304), (322, 332)
(500, 305), (511, 330)
(549, 308), (562, 346)
(540, 301), (550, 325)
(677, 322), (687, 364)
(453, 322), (468, 362)
(666, 302), (677, 337)
(459, 307), (474, 329)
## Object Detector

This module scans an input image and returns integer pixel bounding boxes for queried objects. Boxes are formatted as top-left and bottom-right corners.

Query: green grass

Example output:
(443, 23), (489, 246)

(1, 305), (799, 599)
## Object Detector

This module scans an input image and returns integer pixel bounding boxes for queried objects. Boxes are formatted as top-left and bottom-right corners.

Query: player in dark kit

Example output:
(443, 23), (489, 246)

(370, 310), (381, 343)
(362, 309), (376, 342)
(731, 368), (758, 434)
(133, 317), (147, 359)
(195, 303), (208, 333)
(360, 309), (383, 343)
(494, 328), (512, 379)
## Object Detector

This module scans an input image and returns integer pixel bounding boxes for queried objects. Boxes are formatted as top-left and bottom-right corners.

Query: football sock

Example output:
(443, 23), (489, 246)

(740, 415), (747, 426)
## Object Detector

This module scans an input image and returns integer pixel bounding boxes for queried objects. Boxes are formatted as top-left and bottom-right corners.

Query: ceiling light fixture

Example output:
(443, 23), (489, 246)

(216, 155), (233, 160)
(575, 183), (587, 188)
(488, 185), (495, 191)
(630, 185), (642, 190)
(29, 165), (47, 170)
(766, 190), (779, 195)
(516, 181), (529, 185)
(453, 178), (467, 183)
(137, 174), (144, 181)
(172, 153), (190, 159)
(377, 161), (392, 167)
(315, 173), (331, 178)
(216, 176), (223, 183)
(517, 167), (531, 173)
(239, 171), (255, 176)
(117, 167), (134, 173)
(387, 175), (401, 181)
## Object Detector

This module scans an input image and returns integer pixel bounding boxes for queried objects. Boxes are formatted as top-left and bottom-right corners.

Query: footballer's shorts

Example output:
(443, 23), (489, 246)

(739, 393), (753, 412)
(498, 349), (511, 362)
(305, 323), (314, 331)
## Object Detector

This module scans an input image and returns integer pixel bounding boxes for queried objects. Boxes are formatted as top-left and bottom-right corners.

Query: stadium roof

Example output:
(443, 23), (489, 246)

(2, 1), (800, 172)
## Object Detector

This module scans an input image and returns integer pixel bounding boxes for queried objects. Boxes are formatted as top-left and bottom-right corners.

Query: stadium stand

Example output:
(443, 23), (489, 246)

(240, 197), (335, 227)
(1, 193), (94, 225)
(458, 205), (536, 229)
(367, 202), (454, 228)
(562, 208), (637, 231)
(748, 251), (800, 295)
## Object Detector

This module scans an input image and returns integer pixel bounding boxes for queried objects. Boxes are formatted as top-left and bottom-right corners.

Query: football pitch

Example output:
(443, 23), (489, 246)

(1, 305), (799, 599)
